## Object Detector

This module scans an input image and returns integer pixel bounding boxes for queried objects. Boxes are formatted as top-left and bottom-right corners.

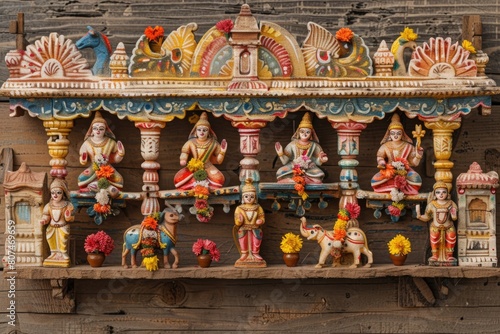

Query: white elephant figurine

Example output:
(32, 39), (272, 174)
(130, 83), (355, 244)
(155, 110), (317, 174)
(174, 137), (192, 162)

(300, 217), (373, 268)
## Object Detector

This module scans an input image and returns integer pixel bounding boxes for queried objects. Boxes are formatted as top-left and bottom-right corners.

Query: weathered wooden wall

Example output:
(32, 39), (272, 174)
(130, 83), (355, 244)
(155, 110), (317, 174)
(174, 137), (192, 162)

(1, 1), (500, 333)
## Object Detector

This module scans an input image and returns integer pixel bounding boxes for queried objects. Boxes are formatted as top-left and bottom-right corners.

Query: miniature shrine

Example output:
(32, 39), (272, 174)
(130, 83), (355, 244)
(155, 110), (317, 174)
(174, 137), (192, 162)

(1, 3), (500, 333)
(2, 3), (499, 269)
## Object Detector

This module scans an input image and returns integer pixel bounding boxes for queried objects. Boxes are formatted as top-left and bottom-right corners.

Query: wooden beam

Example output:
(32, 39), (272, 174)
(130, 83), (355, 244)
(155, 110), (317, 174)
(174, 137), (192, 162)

(462, 15), (482, 50)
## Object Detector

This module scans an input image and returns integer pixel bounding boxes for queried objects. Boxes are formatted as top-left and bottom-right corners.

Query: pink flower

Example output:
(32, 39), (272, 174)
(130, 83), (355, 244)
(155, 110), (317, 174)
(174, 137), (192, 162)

(84, 230), (115, 256)
(394, 175), (408, 190)
(388, 205), (402, 217)
(192, 238), (220, 261)
(345, 202), (361, 220)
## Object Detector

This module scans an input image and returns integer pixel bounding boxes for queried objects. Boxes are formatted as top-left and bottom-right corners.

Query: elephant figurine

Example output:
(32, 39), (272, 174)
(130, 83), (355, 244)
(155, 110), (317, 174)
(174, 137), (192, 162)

(122, 205), (183, 269)
(300, 217), (373, 268)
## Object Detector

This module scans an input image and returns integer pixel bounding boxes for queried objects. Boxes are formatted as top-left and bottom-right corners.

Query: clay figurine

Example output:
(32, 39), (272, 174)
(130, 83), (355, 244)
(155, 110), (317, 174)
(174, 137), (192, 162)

(416, 182), (458, 266)
(233, 179), (266, 268)
(371, 113), (424, 195)
(275, 112), (328, 184)
(78, 111), (125, 197)
(40, 179), (75, 267)
(174, 112), (227, 190)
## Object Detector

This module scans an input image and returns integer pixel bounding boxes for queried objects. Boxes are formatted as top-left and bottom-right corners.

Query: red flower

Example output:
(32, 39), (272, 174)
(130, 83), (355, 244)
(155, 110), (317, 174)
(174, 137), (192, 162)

(94, 203), (111, 214)
(216, 19), (234, 34)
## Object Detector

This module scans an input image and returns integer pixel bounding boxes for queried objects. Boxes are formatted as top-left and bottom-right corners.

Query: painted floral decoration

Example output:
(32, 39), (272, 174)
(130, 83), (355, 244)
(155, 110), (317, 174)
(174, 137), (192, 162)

(91, 153), (115, 222)
(192, 238), (220, 262)
(292, 152), (311, 201)
(336, 27), (354, 42)
(84, 230), (115, 256)
(462, 40), (476, 54)
(280, 233), (303, 254)
(188, 158), (214, 222)
(387, 234), (412, 256)
(140, 212), (164, 271)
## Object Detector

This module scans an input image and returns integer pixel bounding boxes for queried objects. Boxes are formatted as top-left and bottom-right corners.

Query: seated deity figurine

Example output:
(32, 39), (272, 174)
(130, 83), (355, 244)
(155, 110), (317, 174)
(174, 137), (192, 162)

(234, 179), (266, 268)
(40, 179), (75, 267)
(416, 182), (458, 266)
(78, 111), (125, 195)
(275, 112), (328, 184)
(174, 112), (227, 190)
(371, 114), (423, 195)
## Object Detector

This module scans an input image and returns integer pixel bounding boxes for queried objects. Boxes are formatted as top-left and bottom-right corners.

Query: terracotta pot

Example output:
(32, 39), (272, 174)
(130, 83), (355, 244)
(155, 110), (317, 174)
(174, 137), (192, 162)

(283, 253), (300, 267)
(87, 252), (106, 267)
(197, 254), (212, 268)
(389, 253), (407, 266)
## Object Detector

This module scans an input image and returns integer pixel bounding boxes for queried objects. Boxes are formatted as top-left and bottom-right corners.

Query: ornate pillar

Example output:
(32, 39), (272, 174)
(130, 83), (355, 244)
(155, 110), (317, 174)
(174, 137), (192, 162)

(231, 120), (267, 183)
(424, 119), (462, 188)
(331, 121), (367, 208)
(43, 120), (73, 179)
(135, 121), (166, 215)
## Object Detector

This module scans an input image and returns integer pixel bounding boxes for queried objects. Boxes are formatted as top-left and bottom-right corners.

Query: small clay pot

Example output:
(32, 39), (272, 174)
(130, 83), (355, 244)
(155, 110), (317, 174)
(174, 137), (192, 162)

(87, 252), (106, 267)
(197, 254), (212, 268)
(283, 253), (300, 267)
(389, 254), (407, 266)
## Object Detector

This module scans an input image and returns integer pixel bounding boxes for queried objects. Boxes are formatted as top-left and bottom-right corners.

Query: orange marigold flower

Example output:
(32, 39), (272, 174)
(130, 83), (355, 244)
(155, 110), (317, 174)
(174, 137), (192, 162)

(96, 165), (115, 179)
(142, 216), (158, 230)
(334, 229), (347, 241)
(380, 164), (395, 179)
(194, 185), (210, 195)
(144, 25), (165, 42)
(336, 27), (354, 42)
(294, 183), (304, 192)
(94, 203), (111, 214)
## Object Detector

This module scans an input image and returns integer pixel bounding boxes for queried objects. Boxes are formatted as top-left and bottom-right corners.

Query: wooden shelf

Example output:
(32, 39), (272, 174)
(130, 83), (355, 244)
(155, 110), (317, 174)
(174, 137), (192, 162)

(6, 264), (500, 280)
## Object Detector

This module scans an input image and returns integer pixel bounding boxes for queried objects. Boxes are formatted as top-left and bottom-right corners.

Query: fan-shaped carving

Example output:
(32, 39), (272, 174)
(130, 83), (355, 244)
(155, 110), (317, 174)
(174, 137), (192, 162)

(301, 22), (372, 78)
(409, 37), (477, 78)
(19, 32), (92, 79)
(129, 23), (198, 77)
(190, 26), (233, 77)
(259, 21), (306, 77)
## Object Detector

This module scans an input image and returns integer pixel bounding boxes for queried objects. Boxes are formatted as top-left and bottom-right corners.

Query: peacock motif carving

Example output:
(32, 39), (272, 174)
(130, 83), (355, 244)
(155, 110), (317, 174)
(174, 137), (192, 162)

(409, 37), (477, 78)
(18, 32), (92, 79)
(301, 23), (372, 78)
(129, 23), (198, 77)
(391, 27), (418, 76)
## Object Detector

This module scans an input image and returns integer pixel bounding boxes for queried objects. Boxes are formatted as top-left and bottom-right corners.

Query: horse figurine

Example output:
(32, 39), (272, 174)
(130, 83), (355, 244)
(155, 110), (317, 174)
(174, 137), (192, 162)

(75, 26), (112, 76)
(122, 204), (183, 269)
(300, 217), (373, 268)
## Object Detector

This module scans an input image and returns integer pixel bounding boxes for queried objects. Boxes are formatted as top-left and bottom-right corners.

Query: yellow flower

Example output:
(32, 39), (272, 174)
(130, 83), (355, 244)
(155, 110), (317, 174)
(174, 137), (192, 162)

(462, 40), (476, 54)
(142, 255), (159, 271)
(280, 233), (303, 253)
(400, 27), (418, 41)
(187, 158), (205, 172)
(391, 201), (405, 210)
(388, 234), (412, 256)
(333, 218), (347, 231)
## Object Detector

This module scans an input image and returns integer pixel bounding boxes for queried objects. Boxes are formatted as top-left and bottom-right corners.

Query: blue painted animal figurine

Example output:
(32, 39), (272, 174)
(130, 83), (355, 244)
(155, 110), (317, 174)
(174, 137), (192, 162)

(122, 206), (183, 269)
(75, 26), (112, 76)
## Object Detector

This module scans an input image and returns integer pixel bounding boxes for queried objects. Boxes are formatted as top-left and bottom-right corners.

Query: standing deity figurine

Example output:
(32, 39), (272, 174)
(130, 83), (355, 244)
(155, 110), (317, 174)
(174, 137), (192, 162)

(371, 114), (424, 195)
(275, 112), (328, 184)
(416, 182), (458, 266)
(233, 179), (267, 268)
(78, 111), (125, 197)
(174, 112), (227, 190)
(40, 179), (75, 267)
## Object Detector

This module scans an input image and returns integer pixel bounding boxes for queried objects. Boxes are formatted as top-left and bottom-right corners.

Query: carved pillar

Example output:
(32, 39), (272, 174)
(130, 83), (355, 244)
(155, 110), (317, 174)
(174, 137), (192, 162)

(231, 120), (267, 183)
(331, 121), (367, 208)
(424, 119), (461, 187)
(135, 121), (166, 215)
(43, 120), (74, 179)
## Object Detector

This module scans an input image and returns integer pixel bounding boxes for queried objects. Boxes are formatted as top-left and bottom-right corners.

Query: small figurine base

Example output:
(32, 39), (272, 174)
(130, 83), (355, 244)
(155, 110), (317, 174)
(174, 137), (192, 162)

(43, 257), (70, 268)
(234, 257), (267, 268)
(428, 257), (457, 267)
